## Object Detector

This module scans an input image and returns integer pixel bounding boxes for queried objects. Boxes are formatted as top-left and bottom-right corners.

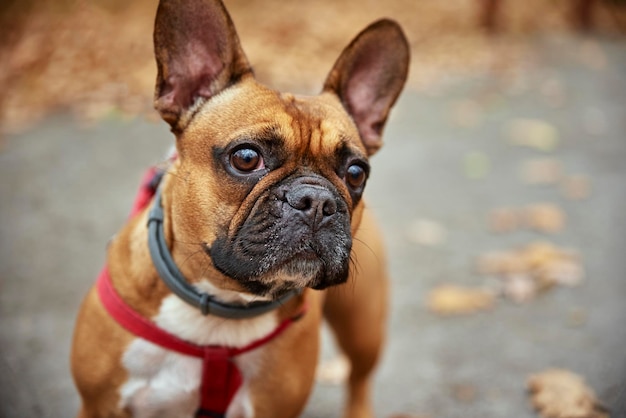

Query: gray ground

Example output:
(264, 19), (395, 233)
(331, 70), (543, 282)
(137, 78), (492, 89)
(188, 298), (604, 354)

(1, 35), (625, 418)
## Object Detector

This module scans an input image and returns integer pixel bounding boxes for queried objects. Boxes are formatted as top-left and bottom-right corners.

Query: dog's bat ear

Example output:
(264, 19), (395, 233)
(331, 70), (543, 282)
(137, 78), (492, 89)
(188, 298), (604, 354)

(153, 0), (252, 131)
(323, 19), (410, 156)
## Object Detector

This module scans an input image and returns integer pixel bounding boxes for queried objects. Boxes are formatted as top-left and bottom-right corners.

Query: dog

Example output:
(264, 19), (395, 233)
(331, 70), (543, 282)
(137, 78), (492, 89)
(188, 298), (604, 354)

(71, 0), (409, 417)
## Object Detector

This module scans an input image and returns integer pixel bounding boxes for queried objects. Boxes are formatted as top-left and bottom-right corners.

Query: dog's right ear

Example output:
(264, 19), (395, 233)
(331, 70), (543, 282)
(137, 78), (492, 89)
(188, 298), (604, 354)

(323, 19), (410, 156)
(153, 0), (252, 131)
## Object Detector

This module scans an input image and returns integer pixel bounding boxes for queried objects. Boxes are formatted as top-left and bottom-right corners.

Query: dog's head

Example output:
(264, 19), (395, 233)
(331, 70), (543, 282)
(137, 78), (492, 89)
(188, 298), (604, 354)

(153, 0), (409, 297)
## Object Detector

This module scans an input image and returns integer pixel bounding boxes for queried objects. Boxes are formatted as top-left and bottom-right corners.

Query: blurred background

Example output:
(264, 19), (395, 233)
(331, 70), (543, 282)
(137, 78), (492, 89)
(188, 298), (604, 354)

(1, 0), (625, 417)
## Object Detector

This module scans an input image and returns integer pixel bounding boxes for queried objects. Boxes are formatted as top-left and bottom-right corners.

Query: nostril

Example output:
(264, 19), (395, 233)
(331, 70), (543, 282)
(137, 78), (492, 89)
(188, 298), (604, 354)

(285, 185), (338, 225)
(286, 186), (314, 210)
(287, 193), (313, 211)
(322, 199), (337, 216)
(299, 196), (313, 211)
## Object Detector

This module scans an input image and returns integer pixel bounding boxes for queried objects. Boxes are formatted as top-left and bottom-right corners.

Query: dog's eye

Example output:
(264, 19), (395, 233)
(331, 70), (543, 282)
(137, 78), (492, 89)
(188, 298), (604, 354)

(230, 148), (264, 173)
(345, 164), (366, 189)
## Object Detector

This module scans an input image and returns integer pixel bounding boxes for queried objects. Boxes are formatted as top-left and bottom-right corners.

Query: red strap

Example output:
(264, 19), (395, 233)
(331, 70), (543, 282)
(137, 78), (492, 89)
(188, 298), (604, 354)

(97, 267), (302, 356)
(128, 167), (159, 219)
(230, 309), (304, 356)
(96, 267), (204, 357)
(198, 349), (242, 417)
(97, 267), (303, 416)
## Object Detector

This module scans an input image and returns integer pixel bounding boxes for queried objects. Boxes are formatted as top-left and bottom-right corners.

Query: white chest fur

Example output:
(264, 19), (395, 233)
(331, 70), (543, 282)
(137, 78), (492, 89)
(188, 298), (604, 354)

(118, 281), (278, 418)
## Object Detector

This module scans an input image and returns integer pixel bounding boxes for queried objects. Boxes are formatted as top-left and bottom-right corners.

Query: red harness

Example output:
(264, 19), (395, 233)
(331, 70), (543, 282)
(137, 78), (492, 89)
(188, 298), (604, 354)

(97, 167), (304, 418)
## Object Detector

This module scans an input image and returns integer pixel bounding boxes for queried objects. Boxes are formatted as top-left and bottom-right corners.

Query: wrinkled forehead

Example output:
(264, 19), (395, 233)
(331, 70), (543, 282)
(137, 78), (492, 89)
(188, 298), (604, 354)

(181, 77), (366, 158)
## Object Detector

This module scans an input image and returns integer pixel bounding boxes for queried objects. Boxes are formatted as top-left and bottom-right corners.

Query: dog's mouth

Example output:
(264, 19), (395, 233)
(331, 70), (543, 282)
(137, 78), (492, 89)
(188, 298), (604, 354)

(206, 177), (353, 296)
(275, 248), (346, 290)
(207, 231), (351, 297)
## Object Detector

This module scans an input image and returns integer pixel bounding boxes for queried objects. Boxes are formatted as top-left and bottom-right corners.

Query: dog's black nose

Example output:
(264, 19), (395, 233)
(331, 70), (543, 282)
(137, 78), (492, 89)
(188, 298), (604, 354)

(285, 184), (338, 227)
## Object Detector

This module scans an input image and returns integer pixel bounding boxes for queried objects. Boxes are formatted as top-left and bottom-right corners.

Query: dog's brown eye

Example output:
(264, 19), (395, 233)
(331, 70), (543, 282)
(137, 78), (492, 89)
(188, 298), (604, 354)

(230, 148), (264, 172)
(346, 164), (366, 189)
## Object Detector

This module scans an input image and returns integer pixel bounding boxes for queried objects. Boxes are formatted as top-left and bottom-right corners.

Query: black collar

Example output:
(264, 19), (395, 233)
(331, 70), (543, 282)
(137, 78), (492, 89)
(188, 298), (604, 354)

(147, 187), (300, 319)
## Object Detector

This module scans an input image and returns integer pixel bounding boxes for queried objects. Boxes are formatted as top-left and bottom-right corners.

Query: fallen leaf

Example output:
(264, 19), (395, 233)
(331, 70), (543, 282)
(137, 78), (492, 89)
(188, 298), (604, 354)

(527, 369), (609, 418)
(502, 273), (537, 303)
(523, 203), (566, 233)
(464, 151), (491, 179)
(476, 251), (527, 276)
(537, 258), (585, 287)
(451, 383), (478, 403)
(507, 119), (559, 152)
(426, 284), (496, 316)
(488, 207), (521, 233)
(407, 219), (447, 247)
(519, 158), (563, 185)
(540, 77), (566, 108)
(476, 241), (584, 303)
(562, 175), (592, 200)
(521, 241), (565, 269)
(451, 99), (484, 128)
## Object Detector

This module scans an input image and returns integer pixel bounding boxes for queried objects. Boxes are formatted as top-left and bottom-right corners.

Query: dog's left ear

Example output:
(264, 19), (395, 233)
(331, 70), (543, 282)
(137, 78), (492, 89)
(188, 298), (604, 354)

(153, 0), (252, 131)
(324, 19), (410, 156)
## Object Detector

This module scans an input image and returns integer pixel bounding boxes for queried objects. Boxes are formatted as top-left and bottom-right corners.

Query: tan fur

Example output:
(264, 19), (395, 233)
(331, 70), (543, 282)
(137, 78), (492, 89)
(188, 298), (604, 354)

(71, 84), (384, 418)
(72, 1), (408, 416)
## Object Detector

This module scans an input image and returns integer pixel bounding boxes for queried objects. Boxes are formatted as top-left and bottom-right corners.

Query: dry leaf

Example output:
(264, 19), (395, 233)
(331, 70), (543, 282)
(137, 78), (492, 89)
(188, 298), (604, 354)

(537, 258), (585, 287)
(488, 207), (521, 233)
(502, 273), (537, 303)
(451, 383), (478, 403)
(521, 241), (565, 269)
(476, 251), (527, 276)
(407, 219), (447, 247)
(427, 284), (495, 316)
(507, 119), (559, 152)
(523, 203), (566, 233)
(477, 241), (584, 303)
(527, 369), (609, 418)
(464, 151), (491, 179)
(540, 77), (566, 108)
(519, 158), (563, 185)
(562, 175), (592, 200)
(315, 355), (350, 385)
(451, 99), (484, 128)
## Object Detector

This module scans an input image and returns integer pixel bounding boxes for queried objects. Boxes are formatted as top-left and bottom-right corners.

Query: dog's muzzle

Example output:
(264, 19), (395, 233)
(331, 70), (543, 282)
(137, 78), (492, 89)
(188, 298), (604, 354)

(209, 175), (353, 296)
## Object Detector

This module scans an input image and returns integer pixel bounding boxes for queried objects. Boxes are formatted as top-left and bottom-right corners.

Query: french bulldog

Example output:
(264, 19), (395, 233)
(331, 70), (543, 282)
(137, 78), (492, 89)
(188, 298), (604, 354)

(71, 0), (409, 417)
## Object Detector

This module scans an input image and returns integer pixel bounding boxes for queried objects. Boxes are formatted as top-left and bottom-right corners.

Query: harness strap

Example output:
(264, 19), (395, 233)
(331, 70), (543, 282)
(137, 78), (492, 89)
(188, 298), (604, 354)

(97, 268), (304, 416)
(198, 348), (239, 418)
(128, 167), (162, 220)
(97, 267), (203, 357)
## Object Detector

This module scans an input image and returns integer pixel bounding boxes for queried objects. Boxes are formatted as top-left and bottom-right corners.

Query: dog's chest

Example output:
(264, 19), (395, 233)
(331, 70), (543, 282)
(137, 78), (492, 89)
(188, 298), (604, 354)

(119, 339), (202, 418)
(118, 289), (278, 418)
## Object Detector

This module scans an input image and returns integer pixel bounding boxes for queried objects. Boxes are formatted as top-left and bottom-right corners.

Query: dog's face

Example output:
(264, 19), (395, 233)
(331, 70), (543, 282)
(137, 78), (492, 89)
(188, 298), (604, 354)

(153, 0), (409, 297)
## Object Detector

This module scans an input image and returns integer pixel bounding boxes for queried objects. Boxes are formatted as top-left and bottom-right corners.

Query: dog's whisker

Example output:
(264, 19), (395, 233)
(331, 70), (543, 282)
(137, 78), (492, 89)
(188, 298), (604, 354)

(353, 236), (381, 264)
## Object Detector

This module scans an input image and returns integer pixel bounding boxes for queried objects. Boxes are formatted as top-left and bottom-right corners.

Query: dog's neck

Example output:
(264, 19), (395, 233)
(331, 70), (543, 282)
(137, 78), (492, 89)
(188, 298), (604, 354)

(106, 171), (273, 321)
(147, 185), (302, 319)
